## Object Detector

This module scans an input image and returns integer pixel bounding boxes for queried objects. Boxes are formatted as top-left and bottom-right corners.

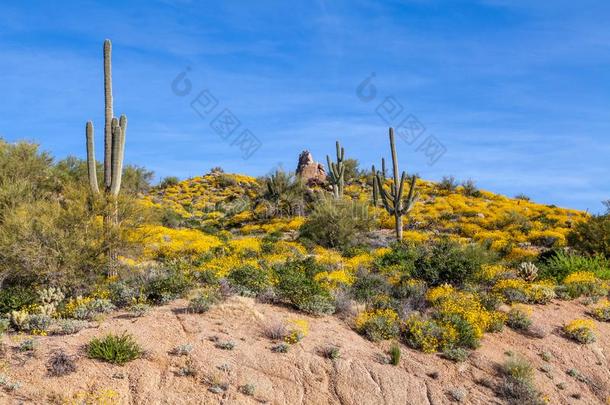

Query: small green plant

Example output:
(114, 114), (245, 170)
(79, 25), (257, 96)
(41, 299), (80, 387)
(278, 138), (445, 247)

(448, 387), (466, 402)
(187, 288), (221, 314)
(87, 332), (143, 365)
(0, 318), (8, 337)
(19, 339), (36, 352)
(170, 343), (193, 356)
(127, 302), (150, 318)
(499, 354), (544, 405)
(590, 300), (610, 321)
(442, 347), (469, 363)
(389, 344), (401, 366)
(214, 341), (235, 350)
(177, 357), (197, 377)
(239, 383), (256, 396)
(506, 305), (532, 331)
(51, 319), (88, 335)
(271, 343), (289, 353)
(47, 350), (77, 377)
(320, 345), (341, 360)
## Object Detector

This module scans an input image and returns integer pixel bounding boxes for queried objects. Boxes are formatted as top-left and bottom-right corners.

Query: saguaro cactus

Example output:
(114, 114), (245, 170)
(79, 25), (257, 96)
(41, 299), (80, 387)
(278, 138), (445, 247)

(85, 39), (127, 276)
(326, 141), (345, 198)
(371, 158), (386, 207)
(375, 128), (418, 241)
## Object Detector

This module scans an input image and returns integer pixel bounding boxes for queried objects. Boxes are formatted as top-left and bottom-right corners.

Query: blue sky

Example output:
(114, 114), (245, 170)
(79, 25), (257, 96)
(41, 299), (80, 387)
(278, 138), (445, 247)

(0, 1), (608, 212)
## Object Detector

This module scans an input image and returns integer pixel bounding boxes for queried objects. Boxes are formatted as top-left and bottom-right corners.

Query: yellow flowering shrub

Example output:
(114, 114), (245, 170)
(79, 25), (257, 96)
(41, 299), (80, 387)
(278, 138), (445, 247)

(229, 237), (262, 257)
(401, 313), (456, 353)
(65, 388), (121, 405)
(285, 319), (309, 344)
(354, 309), (400, 341)
(314, 270), (355, 290)
(129, 225), (222, 259)
(563, 319), (596, 344)
(590, 300), (610, 322)
(563, 271), (608, 298)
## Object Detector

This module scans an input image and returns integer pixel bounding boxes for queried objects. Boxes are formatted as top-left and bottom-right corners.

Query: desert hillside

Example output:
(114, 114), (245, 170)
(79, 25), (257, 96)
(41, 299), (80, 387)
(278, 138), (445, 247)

(2, 295), (610, 405)
(1, 150), (610, 405)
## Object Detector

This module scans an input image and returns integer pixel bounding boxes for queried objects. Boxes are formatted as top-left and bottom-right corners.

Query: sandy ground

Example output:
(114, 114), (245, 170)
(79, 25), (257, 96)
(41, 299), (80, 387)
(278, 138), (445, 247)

(1, 297), (609, 405)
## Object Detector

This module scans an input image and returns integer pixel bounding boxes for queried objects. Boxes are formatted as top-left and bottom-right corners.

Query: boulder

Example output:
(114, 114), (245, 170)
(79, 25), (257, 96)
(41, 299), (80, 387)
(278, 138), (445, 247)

(296, 150), (326, 186)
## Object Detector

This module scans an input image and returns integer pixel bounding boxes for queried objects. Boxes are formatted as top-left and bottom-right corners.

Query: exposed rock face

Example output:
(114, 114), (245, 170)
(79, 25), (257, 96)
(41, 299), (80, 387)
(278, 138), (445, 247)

(296, 150), (326, 186)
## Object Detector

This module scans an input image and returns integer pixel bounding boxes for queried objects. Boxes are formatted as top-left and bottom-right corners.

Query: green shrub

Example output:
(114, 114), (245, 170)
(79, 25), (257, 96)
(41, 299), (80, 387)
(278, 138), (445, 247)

(355, 309), (400, 342)
(71, 298), (115, 320)
(144, 269), (193, 304)
(506, 305), (532, 331)
(51, 319), (88, 335)
(87, 333), (143, 365)
(498, 354), (545, 404)
(412, 239), (490, 287)
(299, 197), (374, 251)
(188, 288), (221, 314)
(568, 213), (610, 259)
(228, 265), (271, 297)
(274, 259), (335, 315)
(539, 251), (610, 282)
(0, 286), (37, 315)
(442, 347), (469, 363)
(0, 318), (9, 336)
(374, 243), (417, 274)
(351, 270), (391, 303)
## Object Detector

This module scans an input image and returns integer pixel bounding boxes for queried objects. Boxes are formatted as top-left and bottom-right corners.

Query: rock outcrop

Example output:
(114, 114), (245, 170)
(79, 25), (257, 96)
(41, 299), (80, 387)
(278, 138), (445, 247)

(296, 150), (326, 186)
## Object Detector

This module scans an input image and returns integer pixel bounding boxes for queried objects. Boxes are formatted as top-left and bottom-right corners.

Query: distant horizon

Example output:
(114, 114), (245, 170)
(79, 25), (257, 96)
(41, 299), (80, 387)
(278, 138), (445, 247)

(1, 1), (608, 213)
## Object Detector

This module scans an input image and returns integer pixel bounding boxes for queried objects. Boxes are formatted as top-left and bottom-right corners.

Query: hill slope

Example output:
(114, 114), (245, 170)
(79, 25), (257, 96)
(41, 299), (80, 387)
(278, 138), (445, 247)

(2, 296), (609, 404)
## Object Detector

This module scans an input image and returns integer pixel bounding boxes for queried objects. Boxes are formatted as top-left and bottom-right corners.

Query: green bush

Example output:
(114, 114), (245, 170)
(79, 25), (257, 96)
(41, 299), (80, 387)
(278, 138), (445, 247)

(188, 288), (221, 313)
(499, 355), (544, 405)
(568, 212), (610, 259)
(87, 332), (143, 365)
(144, 269), (193, 304)
(228, 265), (272, 297)
(442, 347), (469, 363)
(351, 270), (391, 303)
(274, 258), (335, 315)
(299, 197), (374, 251)
(0, 286), (36, 314)
(539, 251), (610, 282)
(506, 306), (532, 331)
(413, 239), (490, 287)
(374, 242), (418, 274)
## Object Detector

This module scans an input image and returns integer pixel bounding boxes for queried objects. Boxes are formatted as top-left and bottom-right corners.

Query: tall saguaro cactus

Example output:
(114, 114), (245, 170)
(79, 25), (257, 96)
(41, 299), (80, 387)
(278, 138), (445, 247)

(85, 39), (127, 276)
(326, 141), (345, 198)
(375, 128), (418, 241)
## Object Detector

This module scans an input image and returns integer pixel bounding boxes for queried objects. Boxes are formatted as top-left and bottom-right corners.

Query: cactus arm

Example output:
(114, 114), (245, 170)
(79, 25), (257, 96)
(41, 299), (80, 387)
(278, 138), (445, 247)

(110, 115), (127, 196)
(85, 121), (100, 194)
(375, 173), (394, 215)
(103, 39), (113, 190)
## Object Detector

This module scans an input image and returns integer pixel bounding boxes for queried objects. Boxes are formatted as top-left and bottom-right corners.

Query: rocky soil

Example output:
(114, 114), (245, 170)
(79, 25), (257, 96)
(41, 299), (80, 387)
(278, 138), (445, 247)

(1, 297), (609, 404)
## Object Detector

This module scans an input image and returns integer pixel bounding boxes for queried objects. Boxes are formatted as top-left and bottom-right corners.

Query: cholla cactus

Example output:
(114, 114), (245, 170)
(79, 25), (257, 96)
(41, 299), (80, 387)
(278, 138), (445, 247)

(9, 310), (29, 331)
(38, 287), (65, 306)
(518, 262), (538, 282)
